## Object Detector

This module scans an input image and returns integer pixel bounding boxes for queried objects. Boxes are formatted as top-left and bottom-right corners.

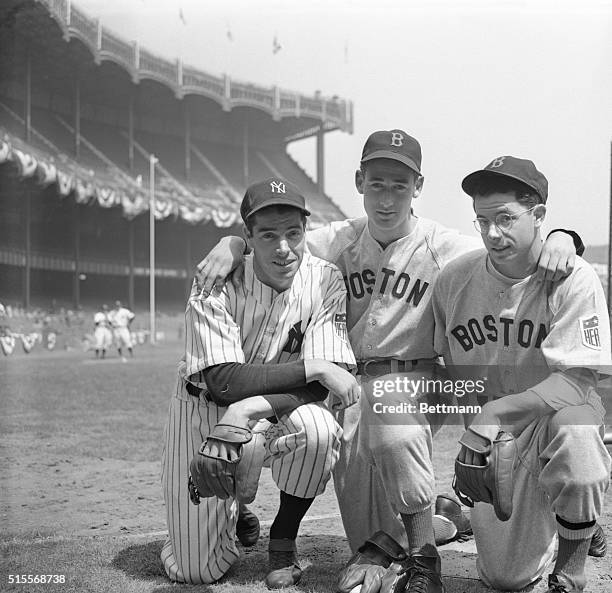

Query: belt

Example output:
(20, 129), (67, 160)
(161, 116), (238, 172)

(185, 381), (212, 402)
(356, 358), (437, 378)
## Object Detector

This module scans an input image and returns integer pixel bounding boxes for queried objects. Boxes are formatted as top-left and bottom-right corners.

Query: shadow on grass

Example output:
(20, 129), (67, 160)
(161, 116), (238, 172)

(222, 534), (350, 592)
(111, 539), (167, 580)
(109, 534), (350, 593)
(112, 539), (218, 592)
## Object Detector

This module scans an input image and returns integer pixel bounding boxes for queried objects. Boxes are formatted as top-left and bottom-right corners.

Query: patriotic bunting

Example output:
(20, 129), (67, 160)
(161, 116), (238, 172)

(0, 134), (241, 228)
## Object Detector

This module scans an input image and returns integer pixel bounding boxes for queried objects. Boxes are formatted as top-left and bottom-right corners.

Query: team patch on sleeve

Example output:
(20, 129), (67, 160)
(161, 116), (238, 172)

(334, 313), (348, 342)
(580, 315), (601, 350)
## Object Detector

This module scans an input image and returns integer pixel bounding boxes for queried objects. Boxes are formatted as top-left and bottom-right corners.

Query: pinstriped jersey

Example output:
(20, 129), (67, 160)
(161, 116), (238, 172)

(432, 250), (611, 406)
(306, 216), (480, 361)
(176, 252), (355, 399)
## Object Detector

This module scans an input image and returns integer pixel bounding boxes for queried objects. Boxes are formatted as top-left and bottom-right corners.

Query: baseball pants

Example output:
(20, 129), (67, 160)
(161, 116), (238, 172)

(161, 388), (342, 584)
(334, 370), (440, 553)
(93, 327), (112, 350)
(113, 327), (132, 349)
(472, 400), (611, 591)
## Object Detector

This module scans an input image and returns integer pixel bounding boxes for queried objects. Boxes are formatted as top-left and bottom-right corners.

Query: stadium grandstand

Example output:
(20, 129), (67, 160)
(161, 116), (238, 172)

(0, 0), (353, 317)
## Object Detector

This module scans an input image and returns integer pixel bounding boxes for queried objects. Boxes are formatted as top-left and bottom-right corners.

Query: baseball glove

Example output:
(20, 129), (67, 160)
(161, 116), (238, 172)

(337, 531), (407, 593)
(453, 428), (517, 522)
(189, 423), (265, 505)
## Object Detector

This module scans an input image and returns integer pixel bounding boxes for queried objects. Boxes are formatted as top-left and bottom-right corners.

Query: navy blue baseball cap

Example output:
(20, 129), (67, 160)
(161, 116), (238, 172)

(462, 156), (548, 203)
(361, 129), (422, 174)
(240, 178), (311, 223)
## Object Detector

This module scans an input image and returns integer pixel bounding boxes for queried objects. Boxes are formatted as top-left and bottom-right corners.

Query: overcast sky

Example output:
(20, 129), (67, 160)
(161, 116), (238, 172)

(77, 0), (612, 246)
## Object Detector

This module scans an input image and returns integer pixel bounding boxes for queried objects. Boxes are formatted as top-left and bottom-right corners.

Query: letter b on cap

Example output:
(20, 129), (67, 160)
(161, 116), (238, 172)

(488, 156), (506, 169)
(390, 132), (404, 147)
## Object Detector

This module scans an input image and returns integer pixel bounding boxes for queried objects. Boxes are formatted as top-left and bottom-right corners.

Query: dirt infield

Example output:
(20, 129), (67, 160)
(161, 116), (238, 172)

(1, 343), (611, 592)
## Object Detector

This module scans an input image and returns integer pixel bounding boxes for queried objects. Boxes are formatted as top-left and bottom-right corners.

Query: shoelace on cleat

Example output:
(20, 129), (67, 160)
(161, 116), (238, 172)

(397, 564), (438, 593)
(548, 584), (569, 593)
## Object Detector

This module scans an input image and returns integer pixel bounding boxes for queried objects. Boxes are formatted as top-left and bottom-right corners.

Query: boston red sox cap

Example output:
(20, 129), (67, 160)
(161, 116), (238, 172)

(361, 129), (422, 174)
(240, 178), (311, 223)
(462, 156), (548, 203)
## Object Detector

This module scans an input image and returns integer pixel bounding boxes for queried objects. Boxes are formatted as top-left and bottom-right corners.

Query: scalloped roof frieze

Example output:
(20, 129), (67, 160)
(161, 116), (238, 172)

(36, 0), (353, 133)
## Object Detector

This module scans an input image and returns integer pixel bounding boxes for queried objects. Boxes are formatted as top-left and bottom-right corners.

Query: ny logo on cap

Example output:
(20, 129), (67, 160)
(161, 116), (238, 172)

(390, 132), (404, 147)
(270, 180), (286, 194)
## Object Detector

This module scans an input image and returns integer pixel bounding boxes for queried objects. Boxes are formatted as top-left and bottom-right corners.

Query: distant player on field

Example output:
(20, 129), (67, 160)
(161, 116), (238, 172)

(93, 304), (112, 359)
(160, 178), (357, 587)
(109, 300), (135, 361)
(432, 156), (611, 593)
(195, 131), (582, 593)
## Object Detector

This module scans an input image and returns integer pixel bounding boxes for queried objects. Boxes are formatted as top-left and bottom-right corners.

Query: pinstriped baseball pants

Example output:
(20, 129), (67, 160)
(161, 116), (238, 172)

(160, 392), (342, 584)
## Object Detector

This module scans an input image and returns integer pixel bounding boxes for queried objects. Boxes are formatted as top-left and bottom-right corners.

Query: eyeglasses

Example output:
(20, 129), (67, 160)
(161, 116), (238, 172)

(473, 206), (537, 234)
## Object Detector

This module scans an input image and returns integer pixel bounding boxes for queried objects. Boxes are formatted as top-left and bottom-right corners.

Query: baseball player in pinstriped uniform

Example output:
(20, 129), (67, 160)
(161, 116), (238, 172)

(195, 131), (581, 593)
(109, 300), (135, 360)
(93, 304), (112, 359)
(432, 157), (611, 593)
(161, 179), (357, 587)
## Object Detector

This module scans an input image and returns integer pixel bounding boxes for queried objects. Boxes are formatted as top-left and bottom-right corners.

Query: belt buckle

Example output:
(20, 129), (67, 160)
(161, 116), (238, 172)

(361, 359), (378, 378)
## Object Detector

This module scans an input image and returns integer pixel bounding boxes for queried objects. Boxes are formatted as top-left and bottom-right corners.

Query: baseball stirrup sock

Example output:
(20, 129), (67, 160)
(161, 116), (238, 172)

(269, 491), (314, 540)
(554, 516), (596, 590)
(401, 509), (436, 554)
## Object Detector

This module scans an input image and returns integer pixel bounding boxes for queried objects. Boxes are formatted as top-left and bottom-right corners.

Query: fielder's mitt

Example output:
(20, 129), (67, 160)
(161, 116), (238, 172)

(453, 428), (517, 522)
(337, 531), (407, 593)
(189, 423), (265, 505)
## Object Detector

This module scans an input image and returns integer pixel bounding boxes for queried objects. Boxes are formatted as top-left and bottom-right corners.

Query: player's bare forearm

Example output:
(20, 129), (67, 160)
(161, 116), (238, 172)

(222, 396), (275, 425)
(475, 392), (553, 438)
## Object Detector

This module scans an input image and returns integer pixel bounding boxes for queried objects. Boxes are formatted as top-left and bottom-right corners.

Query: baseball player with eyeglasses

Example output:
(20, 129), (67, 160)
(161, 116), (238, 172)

(432, 156), (611, 593)
(161, 178), (357, 587)
(195, 131), (582, 593)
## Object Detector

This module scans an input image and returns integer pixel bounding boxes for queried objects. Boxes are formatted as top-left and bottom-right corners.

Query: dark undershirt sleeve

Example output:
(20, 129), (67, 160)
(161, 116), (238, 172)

(198, 361), (330, 419)
(548, 229), (584, 257)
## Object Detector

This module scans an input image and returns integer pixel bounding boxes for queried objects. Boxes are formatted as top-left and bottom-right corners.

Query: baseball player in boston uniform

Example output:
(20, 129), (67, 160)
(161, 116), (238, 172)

(433, 156), (611, 592)
(161, 179), (357, 587)
(195, 131), (581, 593)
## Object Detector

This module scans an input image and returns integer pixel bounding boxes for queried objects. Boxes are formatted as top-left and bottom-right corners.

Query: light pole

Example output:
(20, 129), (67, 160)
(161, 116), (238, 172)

(149, 153), (158, 345)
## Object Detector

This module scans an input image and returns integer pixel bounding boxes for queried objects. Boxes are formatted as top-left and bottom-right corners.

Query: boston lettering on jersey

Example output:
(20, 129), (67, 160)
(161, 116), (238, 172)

(343, 267), (429, 305)
(451, 315), (548, 352)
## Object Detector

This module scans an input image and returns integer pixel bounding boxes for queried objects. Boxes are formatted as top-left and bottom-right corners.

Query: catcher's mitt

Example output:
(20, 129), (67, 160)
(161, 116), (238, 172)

(337, 531), (407, 593)
(189, 423), (265, 505)
(453, 428), (517, 522)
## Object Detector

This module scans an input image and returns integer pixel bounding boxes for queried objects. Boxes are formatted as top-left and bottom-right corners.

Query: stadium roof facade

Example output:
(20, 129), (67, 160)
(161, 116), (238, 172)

(0, 0), (353, 227)
(0, 0), (354, 310)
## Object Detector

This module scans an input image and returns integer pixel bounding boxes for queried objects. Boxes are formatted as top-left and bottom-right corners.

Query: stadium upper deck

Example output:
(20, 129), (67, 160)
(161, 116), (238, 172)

(0, 0), (354, 310)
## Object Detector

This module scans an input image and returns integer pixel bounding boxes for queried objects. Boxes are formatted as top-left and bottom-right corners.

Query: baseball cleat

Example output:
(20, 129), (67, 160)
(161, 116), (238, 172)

(433, 494), (472, 546)
(187, 475), (200, 505)
(546, 573), (581, 592)
(337, 530), (407, 593)
(379, 547), (444, 593)
(236, 503), (260, 547)
(587, 523), (606, 558)
(265, 538), (302, 589)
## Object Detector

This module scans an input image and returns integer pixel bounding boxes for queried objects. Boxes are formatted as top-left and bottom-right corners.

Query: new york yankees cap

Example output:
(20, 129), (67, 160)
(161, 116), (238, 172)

(462, 156), (548, 203)
(361, 129), (422, 174)
(240, 177), (311, 222)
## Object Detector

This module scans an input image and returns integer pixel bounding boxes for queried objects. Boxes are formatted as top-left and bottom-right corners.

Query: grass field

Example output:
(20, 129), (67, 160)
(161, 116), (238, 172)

(1, 342), (611, 592)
